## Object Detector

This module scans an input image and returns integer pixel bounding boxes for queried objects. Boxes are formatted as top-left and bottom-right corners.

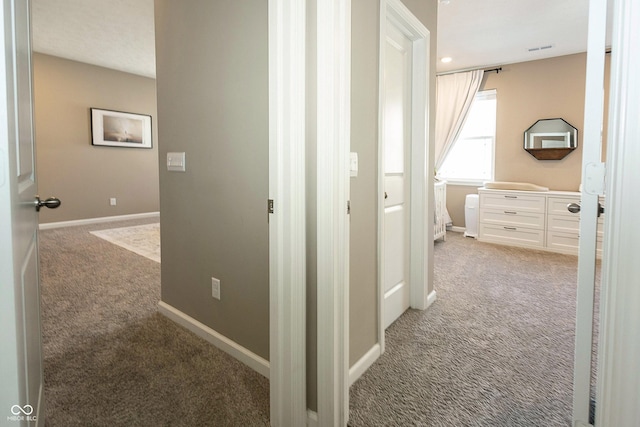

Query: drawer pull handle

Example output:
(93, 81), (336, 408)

(504, 226), (517, 231)
(504, 195), (518, 199)
(567, 203), (581, 214)
(504, 211), (517, 215)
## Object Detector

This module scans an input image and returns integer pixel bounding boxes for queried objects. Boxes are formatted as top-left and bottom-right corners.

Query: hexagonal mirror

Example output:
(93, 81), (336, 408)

(524, 118), (578, 160)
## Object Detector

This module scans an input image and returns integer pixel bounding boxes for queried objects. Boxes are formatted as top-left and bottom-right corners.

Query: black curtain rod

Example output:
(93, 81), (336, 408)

(437, 66), (503, 76)
(440, 50), (610, 76)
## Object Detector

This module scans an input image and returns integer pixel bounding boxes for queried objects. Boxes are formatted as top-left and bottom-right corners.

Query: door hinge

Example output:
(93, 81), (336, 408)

(347, 200), (351, 215)
(584, 162), (606, 195)
(268, 199), (274, 214)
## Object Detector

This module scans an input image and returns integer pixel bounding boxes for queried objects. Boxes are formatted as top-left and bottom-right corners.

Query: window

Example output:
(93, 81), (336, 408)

(438, 89), (496, 184)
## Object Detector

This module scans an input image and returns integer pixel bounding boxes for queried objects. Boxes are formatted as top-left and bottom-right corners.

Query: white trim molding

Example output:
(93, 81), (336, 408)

(38, 212), (160, 230)
(595, 0), (640, 425)
(426, 289), (437, 308)
(349, 344), (381, 386)
(316, 0), (351, 425)
(573, 0), (607, 422)
(157, 301), (269, 377)
(377, 0), (432, 355)
(268, 0), (308, 425)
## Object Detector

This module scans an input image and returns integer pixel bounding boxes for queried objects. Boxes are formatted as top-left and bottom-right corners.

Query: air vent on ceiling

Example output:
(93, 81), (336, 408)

(528, 44), (555, 52)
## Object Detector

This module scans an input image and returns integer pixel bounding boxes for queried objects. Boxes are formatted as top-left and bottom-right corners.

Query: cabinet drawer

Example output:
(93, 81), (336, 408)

(547, 231), (579, 255)
(547, 231), (603, 256)
(479, 224), (544, 247)
(547, 196), (582, 217)
(480, 208), (545, 229)
(548, 214), (580, 234)
(480, 193), (545, 213)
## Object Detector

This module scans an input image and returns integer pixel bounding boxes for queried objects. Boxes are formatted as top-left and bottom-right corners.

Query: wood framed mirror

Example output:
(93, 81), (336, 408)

(524, 118), (578, 160)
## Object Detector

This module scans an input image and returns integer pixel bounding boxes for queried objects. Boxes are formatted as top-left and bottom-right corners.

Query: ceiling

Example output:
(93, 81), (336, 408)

(32, 0), (156, 78)
(437, 0), (595, 73)
(31, 0), (605, 78)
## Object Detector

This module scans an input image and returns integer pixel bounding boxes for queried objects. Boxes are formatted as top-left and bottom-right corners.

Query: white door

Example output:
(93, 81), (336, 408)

(382, 20), (412, 329)
(0, 1), (54, 425)
(572, 0), (608, 424)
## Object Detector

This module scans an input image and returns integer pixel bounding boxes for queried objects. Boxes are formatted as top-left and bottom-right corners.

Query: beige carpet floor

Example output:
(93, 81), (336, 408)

(349, 231), (599, 426)
(40, 221), (596, 426)
(40, 219), (269, 426)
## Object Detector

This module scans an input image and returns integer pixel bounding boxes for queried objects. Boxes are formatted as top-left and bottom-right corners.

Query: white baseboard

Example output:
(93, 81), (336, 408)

(39, 212), (160, 230)
(427, 289), (437, 308)
(307, 409), (318, 427)
(157, 301), (270, 379)
(450, 226), (465, 233)
(349, 343), (381, 386)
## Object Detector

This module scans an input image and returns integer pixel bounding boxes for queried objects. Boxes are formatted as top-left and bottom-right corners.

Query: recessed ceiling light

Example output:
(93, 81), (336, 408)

(441, 57), (452, 63)
(439, 0), (451, 4)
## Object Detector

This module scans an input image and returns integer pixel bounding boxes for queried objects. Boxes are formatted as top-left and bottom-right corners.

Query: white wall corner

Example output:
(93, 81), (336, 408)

(595, 0), (640, 425)
(268, 0), (307, 425)
(316, 0), (351, 425)
(157, 301), (269, 378)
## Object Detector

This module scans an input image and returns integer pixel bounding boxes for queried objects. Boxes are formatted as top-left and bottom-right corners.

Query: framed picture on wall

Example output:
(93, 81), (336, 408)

(90, 108), (152, 148)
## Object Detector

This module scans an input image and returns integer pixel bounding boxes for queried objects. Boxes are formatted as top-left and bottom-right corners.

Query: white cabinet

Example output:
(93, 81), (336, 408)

(546, 195), (581, 254)
(478, 188), (604, 255)
(478, 190), (546, 249)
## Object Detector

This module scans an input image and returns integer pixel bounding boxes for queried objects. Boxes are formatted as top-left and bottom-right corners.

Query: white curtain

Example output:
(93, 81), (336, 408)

(434, 69), (484, 171)
(434, 69), (484, 227)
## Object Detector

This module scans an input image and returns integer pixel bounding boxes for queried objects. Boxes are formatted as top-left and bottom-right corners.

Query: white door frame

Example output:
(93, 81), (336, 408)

(268, 1), (307, 425)
(316, 0), (351, 425)
(377, 0), (431, 353)
(0, 0), (45, 423)
(572, 0), (607, 423)
(272, 0), (353, 424)
(595, 0), (640, 425)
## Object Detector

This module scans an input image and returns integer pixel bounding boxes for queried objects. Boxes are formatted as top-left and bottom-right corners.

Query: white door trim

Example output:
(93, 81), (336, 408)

(316, 0), (351, 425)
(378, 0), (431, 353)
(0, 1), (45, 423)
(596, 0), (640, 425)
(572, 0), (607, 422)
(268, 1), (307, 425)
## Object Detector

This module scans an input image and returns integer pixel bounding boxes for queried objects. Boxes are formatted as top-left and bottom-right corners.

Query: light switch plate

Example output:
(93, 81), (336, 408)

(167, 152), (186, 172)
(211, 277), (221, 300)
(350, 152), (358, 177)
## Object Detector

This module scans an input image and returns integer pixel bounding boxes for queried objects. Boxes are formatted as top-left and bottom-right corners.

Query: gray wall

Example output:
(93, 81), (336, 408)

(349, 0), (438, 365)
(306, 0), (319, 410)
(154, 0), (437, 412)
(154, 1), (270, 359)
(304, 0), (437, 411)
(349, 0), (380, 370)
(33, 53), (159, 224)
